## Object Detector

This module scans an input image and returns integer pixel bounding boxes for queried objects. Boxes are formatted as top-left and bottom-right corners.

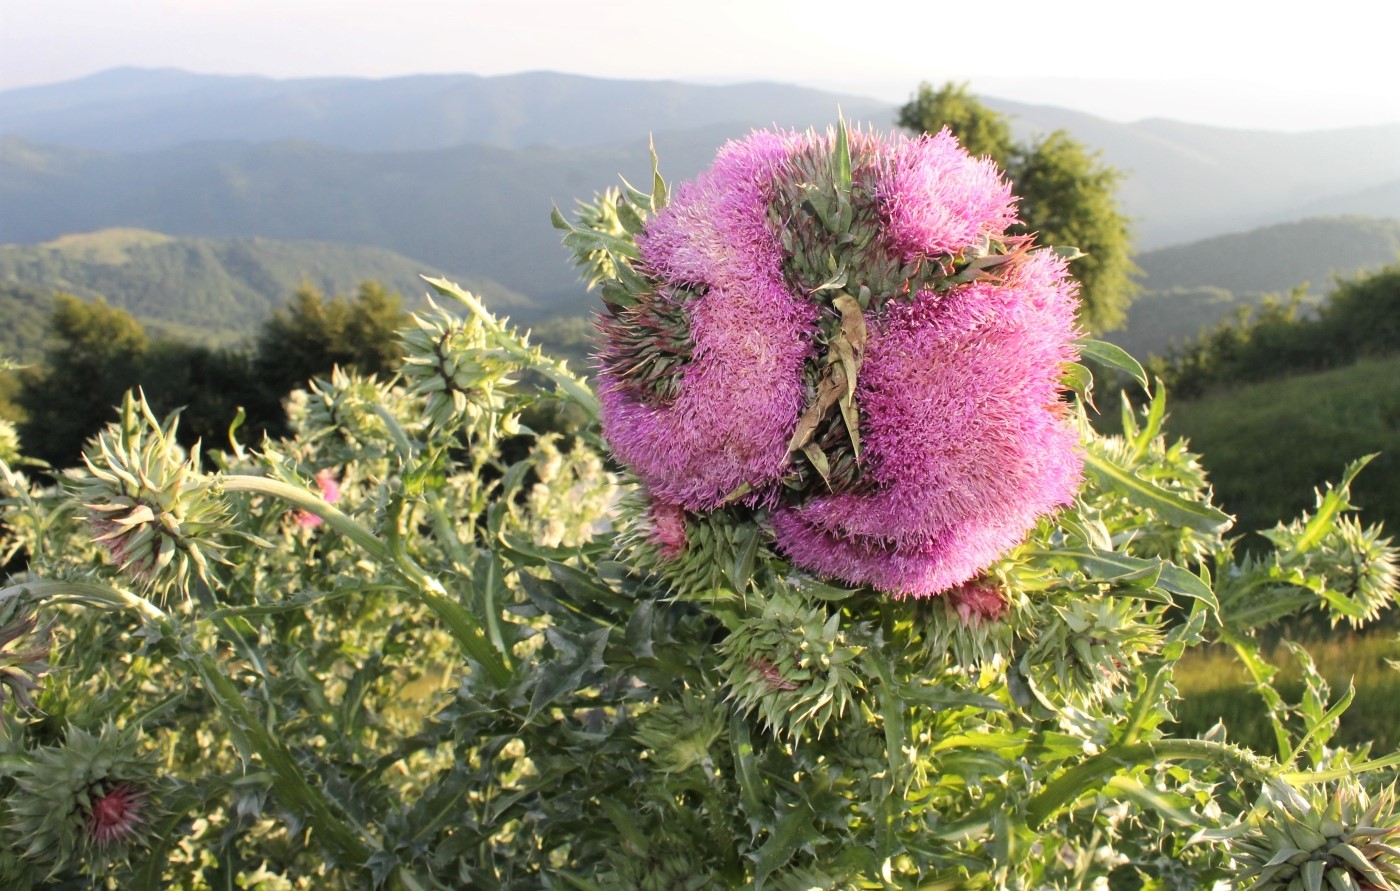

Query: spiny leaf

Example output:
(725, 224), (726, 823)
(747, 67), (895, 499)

(1083, 450), (1233, 535)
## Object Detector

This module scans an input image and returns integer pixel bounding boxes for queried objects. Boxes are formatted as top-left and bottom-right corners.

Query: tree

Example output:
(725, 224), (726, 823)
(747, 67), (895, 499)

(898, 82), (1139, 333)
(17, 295), (151, 466)
(253, 281), (408, 397)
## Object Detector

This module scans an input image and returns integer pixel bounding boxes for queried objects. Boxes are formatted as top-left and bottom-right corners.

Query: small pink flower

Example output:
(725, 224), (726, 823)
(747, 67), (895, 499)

(749, 657), (798, 692)
(294, 468), (341, 529)
(86, 782), (147, 847)
(946, 581), (1010, 626)
(646, 500), (688, 561)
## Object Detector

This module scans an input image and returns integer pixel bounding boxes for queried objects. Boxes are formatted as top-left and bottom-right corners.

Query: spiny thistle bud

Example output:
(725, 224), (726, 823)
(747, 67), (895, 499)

(8, 722), (165, 876)
(399, 297), (520, 436)
(719, 586), (865, 738)
(617, 488), (759, 597)
(634, 687), (726, 774)
(1023, 596), (1161, 705)
(1263, 512), (1397, 630)
(291, 367), (413, 449)
(68, 391), (227, 596)
(575, 124), (1082, 598)
(0, 592), (51, 713)
(1203, 779), (1400, 891)
(947, 580), (1011, 627)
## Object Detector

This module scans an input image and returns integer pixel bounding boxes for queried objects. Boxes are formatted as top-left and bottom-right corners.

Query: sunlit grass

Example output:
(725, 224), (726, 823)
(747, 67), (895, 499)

(1173, 631), (1400, 754)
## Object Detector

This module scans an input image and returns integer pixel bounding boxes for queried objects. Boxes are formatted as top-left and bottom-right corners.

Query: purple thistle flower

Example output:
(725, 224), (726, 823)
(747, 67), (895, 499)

(589, 126), (1082, 597)
(773, 250), (1082, 597)
(599, 132), (817, 509)
(876, 128), (1017, 262)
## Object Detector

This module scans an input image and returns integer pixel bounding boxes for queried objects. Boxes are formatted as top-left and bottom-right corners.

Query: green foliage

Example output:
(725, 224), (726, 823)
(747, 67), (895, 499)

(14, 282), (414, 468)
(898, 82), (1139, 333)
(1, 281), (1396, 889)
(1150, 259), (1400, 402)
(896, 82), (1016, 162)
(16, 295), (151, 467)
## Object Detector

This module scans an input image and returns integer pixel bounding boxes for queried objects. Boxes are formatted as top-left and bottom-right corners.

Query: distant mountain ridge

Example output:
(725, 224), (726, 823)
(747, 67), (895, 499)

(0, 67), (893, 152)
(2, 69), (1398, 254)
(0, 227), (533, 340)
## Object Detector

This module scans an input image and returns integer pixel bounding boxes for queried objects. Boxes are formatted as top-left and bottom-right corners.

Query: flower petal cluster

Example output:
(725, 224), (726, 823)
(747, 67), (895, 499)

(600, 132), (818, 510)
(590, 126), (1082, 597)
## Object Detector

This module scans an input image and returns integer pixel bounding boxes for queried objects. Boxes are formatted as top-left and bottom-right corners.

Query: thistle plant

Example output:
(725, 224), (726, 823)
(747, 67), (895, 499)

(0, 124), (1398, 890)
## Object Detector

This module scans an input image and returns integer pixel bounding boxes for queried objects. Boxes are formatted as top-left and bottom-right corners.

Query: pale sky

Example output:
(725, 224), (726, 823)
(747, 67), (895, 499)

(2, 0), (1397, 131)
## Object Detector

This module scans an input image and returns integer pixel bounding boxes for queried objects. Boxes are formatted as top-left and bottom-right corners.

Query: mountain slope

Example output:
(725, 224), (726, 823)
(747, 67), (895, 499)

(4, 69), (1398, 250)
(0, 67), (893, 152)
(0, 228), (534, 339)
(1108, 216), (1400, 359)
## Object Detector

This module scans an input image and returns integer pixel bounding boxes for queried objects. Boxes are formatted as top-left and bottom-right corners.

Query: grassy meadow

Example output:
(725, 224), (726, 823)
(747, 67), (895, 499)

(1163, 354), (1400, 543)
(1174, 631), (1400, 754)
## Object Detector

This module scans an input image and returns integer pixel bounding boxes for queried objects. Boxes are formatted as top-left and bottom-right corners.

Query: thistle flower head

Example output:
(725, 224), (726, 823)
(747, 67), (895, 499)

(774, 248), (1081, 596)
(876, 127), (1018, 261)
(68, 391), (227, 596)
(8, 722), (164, 875)
(580, 125), (1082, 598)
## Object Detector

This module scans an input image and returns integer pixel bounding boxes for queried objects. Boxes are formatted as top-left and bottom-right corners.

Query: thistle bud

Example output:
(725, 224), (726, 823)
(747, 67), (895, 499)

(1208, 779), (1400, 891)
(0, 592), (50, 712)
(399, 297), (519, 435)
(68, 391), (227, 596)
(719, 585), (865, 739)
(946, 580), (1010, 627)
(8, 722), (165, 876)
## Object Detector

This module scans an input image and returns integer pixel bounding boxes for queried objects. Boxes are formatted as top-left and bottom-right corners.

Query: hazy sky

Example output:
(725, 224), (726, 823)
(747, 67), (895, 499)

(2, 0), (1396, 131)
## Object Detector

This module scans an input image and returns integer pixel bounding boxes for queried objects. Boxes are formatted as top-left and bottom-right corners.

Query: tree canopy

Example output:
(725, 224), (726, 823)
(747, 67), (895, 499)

(898, 82), (1138, 332)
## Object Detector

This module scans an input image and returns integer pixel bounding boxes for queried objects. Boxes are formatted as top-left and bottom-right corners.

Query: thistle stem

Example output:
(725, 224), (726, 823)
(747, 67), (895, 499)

(222, 475), (389, 560)
(219, 474), (512, 688)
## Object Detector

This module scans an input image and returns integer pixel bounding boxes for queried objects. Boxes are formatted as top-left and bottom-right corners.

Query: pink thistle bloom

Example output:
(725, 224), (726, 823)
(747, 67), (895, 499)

(599, 131), (817, 509)
(86, 782), (148, 847)
(646, 499), (689, 561)
(876, 128), (1018, 262)
(592, 126), (1082, 597)
(294, 468), (341, 529)
(773, 250), (1082, 597)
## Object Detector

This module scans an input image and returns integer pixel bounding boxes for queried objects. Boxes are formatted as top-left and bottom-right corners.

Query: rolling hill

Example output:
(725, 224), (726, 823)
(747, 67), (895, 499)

(1107, 216), (1400, 359)
(0, 228), (534, 345)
